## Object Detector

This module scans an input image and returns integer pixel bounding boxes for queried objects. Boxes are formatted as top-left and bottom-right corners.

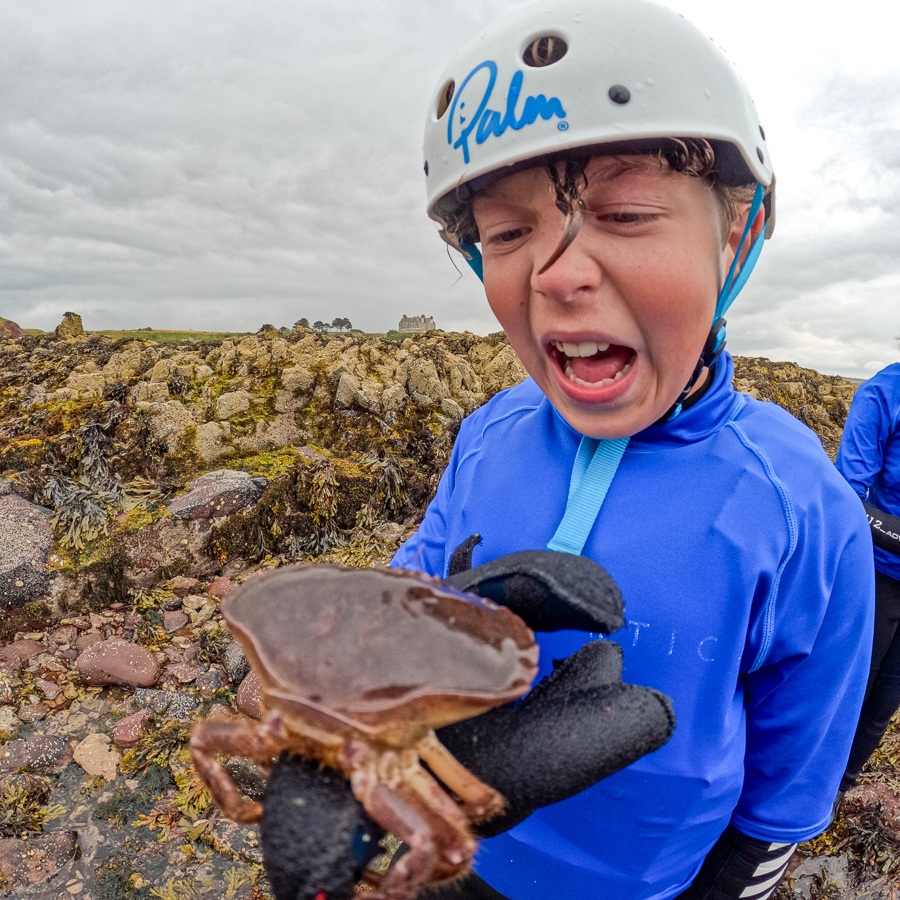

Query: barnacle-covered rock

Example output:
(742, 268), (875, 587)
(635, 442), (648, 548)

(0, 489), (52, 609)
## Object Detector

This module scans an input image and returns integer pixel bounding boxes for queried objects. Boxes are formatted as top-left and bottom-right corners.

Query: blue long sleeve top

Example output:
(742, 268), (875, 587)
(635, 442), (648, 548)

(836, 362), (900, 580)
(392, 352), (874, 899)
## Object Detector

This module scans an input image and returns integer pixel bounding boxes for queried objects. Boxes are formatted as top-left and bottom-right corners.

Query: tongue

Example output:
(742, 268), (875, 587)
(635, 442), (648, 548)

(568, 345), (632, 383)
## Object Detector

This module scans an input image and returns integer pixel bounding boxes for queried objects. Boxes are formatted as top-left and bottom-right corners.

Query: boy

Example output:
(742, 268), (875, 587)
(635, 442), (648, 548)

(261, 1), (874, 897)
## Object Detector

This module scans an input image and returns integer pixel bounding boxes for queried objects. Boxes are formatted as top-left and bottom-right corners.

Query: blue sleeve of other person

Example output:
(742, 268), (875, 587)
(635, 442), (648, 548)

(836, 363), (900, 578)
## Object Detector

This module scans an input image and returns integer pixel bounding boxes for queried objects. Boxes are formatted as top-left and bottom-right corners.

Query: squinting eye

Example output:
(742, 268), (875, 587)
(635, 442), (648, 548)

(489, 228), (528, 244)
(603, 212), (654, 224)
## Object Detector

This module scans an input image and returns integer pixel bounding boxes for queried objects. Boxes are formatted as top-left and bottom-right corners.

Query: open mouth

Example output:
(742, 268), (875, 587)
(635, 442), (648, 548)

(549, 340), (635, 387)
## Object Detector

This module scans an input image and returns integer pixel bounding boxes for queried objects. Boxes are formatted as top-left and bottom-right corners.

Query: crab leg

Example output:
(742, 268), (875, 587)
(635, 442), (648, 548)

(348, 746), (476, 899)
(190, 711), (289, 823)
(416, 730), (504, 822)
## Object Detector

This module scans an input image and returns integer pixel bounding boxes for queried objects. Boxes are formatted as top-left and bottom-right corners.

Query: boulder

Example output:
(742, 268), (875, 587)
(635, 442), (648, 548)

(54, 311), (85, 340)
(0, 491), (53, 609)
(167, 470), (267, 521)
(76, 638), (160, 689)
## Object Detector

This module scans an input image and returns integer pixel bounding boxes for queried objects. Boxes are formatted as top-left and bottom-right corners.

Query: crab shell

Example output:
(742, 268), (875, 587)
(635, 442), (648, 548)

(222, 564), (540, 746)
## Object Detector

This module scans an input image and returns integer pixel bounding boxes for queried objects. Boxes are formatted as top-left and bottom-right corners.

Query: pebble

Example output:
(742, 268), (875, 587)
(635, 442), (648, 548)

(74, 632), (103, 652)
(208, 575), (235, 599)
(224, 641), (250, 684)
(50, 625), (79, 647)
(0, 638), (48, 670)
(163, 610), (189, 633)
(0, 733), (72, 776)
(75, 638), (160, 689)
(166, 662), (202, 684)
(0, 705), (20, 736)
(112, 708), (155, 749)
(73, 732), (120, 781)
(135, 688), (200, 719)
(35, 677), (62, 701)
(167, 575), (201, 596)
(0, 832), (79, 891)
(196, 666), (227, 697)
(16, 704), (48, 724)
(236, 671), (262, 720)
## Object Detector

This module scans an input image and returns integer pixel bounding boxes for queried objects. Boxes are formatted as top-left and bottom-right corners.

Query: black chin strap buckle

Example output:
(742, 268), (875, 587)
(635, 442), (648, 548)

(701, 317), (727, 369)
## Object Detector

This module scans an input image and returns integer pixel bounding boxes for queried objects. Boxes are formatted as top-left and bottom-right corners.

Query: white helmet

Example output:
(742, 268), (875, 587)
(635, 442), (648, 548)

(423, 0), (774, 238)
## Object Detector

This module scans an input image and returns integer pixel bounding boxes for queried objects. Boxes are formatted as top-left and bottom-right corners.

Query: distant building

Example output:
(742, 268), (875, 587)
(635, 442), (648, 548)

(399, 314), (436, 333)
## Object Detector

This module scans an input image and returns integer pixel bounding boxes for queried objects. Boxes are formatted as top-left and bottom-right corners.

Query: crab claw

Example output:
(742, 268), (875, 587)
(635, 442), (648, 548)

(443, 545), (625, 635)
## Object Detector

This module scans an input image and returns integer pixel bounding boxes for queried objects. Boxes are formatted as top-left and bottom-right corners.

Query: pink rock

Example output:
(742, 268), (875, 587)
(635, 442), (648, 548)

(236, 671), (262, 720)
(162, 610), (189, 633)
(76, 638), (160, 689)
(0, 734), (72, 776)
(75, 632), (103, 652)
(0, 832), (79, 890)
(113, 708), (154, 749)
(0, 639), (48, 671)
(845, 783), (900, 842)
(208, 575), (235, 600)
(166, 662), (201, 684)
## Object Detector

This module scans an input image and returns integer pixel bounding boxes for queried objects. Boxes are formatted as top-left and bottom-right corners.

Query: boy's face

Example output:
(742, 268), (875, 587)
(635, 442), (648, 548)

(472, 155), (748, 438)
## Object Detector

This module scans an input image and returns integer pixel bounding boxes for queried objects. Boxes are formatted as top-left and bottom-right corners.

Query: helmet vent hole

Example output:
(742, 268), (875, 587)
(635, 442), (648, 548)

(608, 84), (631, 105)
(756, 147), (765, 163)
(436, 80), (455, 119)
(522, 35), (567, 67)
(759, 124), (766, 140)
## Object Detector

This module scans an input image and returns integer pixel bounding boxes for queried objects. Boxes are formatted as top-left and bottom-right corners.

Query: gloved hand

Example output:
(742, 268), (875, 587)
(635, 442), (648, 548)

(260, 542), (676, 900)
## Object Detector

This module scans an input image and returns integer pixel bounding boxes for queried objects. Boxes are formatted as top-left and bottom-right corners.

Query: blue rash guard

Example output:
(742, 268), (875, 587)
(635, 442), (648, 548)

(836, 362), (900, 580)
(392, 353), (874, 900)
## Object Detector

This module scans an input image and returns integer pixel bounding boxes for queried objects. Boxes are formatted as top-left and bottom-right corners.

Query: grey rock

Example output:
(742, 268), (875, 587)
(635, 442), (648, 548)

(0, 493), (52, 609)
(134, 688), (200, 719)
(224, 641), (250, 684)
(167, 469), (266, 521)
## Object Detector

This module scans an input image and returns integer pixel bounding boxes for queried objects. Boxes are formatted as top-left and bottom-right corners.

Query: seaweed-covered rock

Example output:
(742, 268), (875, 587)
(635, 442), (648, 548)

(0, 327), (879, 899)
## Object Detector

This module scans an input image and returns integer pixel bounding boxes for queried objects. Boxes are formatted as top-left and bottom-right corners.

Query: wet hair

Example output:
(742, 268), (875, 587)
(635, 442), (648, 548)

(444, 138), (758, 268)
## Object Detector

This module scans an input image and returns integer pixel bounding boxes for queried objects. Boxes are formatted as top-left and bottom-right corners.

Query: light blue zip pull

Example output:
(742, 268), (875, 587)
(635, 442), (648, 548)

(547, 435), (629, 555)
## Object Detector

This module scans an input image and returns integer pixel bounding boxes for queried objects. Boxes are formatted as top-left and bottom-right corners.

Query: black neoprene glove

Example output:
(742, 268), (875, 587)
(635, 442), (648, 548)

(260, 544), (675, 900)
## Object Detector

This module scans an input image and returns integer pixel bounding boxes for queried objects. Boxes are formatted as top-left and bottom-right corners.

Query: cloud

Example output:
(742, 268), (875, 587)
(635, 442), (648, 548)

(1, 0), (898, 378)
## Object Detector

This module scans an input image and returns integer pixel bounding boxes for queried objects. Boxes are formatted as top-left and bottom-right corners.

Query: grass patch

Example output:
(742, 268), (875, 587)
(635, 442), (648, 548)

(95, 329), (252, 344)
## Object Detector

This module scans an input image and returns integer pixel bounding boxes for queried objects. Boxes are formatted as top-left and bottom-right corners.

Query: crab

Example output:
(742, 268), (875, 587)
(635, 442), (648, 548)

(190, 562), (539, 899)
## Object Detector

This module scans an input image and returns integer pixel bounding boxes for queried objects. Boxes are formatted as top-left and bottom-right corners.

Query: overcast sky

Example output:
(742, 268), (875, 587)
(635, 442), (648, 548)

(2, 1), (898, 378)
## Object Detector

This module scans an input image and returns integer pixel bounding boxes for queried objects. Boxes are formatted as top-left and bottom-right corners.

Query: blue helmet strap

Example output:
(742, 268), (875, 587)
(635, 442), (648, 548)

(547, 435), (629, 555)
(661, 183), (767, 422)
(459, 242), (484, 282)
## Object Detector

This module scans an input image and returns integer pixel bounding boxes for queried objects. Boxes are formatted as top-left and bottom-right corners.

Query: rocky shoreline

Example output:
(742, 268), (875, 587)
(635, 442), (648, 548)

(0, 322), (892, 898)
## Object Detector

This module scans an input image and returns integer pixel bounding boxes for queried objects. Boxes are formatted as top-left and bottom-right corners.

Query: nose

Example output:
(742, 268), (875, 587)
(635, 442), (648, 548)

(530, 225), (602, 304)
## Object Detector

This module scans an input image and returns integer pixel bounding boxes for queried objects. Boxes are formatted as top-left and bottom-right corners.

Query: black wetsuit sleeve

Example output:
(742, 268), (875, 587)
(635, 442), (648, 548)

(863, 500), (900, 555)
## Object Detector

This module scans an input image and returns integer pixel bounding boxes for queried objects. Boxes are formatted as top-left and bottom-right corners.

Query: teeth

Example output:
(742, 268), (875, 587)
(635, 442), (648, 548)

(563, 359), (633, 387)
(554, 340), (611, 357)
